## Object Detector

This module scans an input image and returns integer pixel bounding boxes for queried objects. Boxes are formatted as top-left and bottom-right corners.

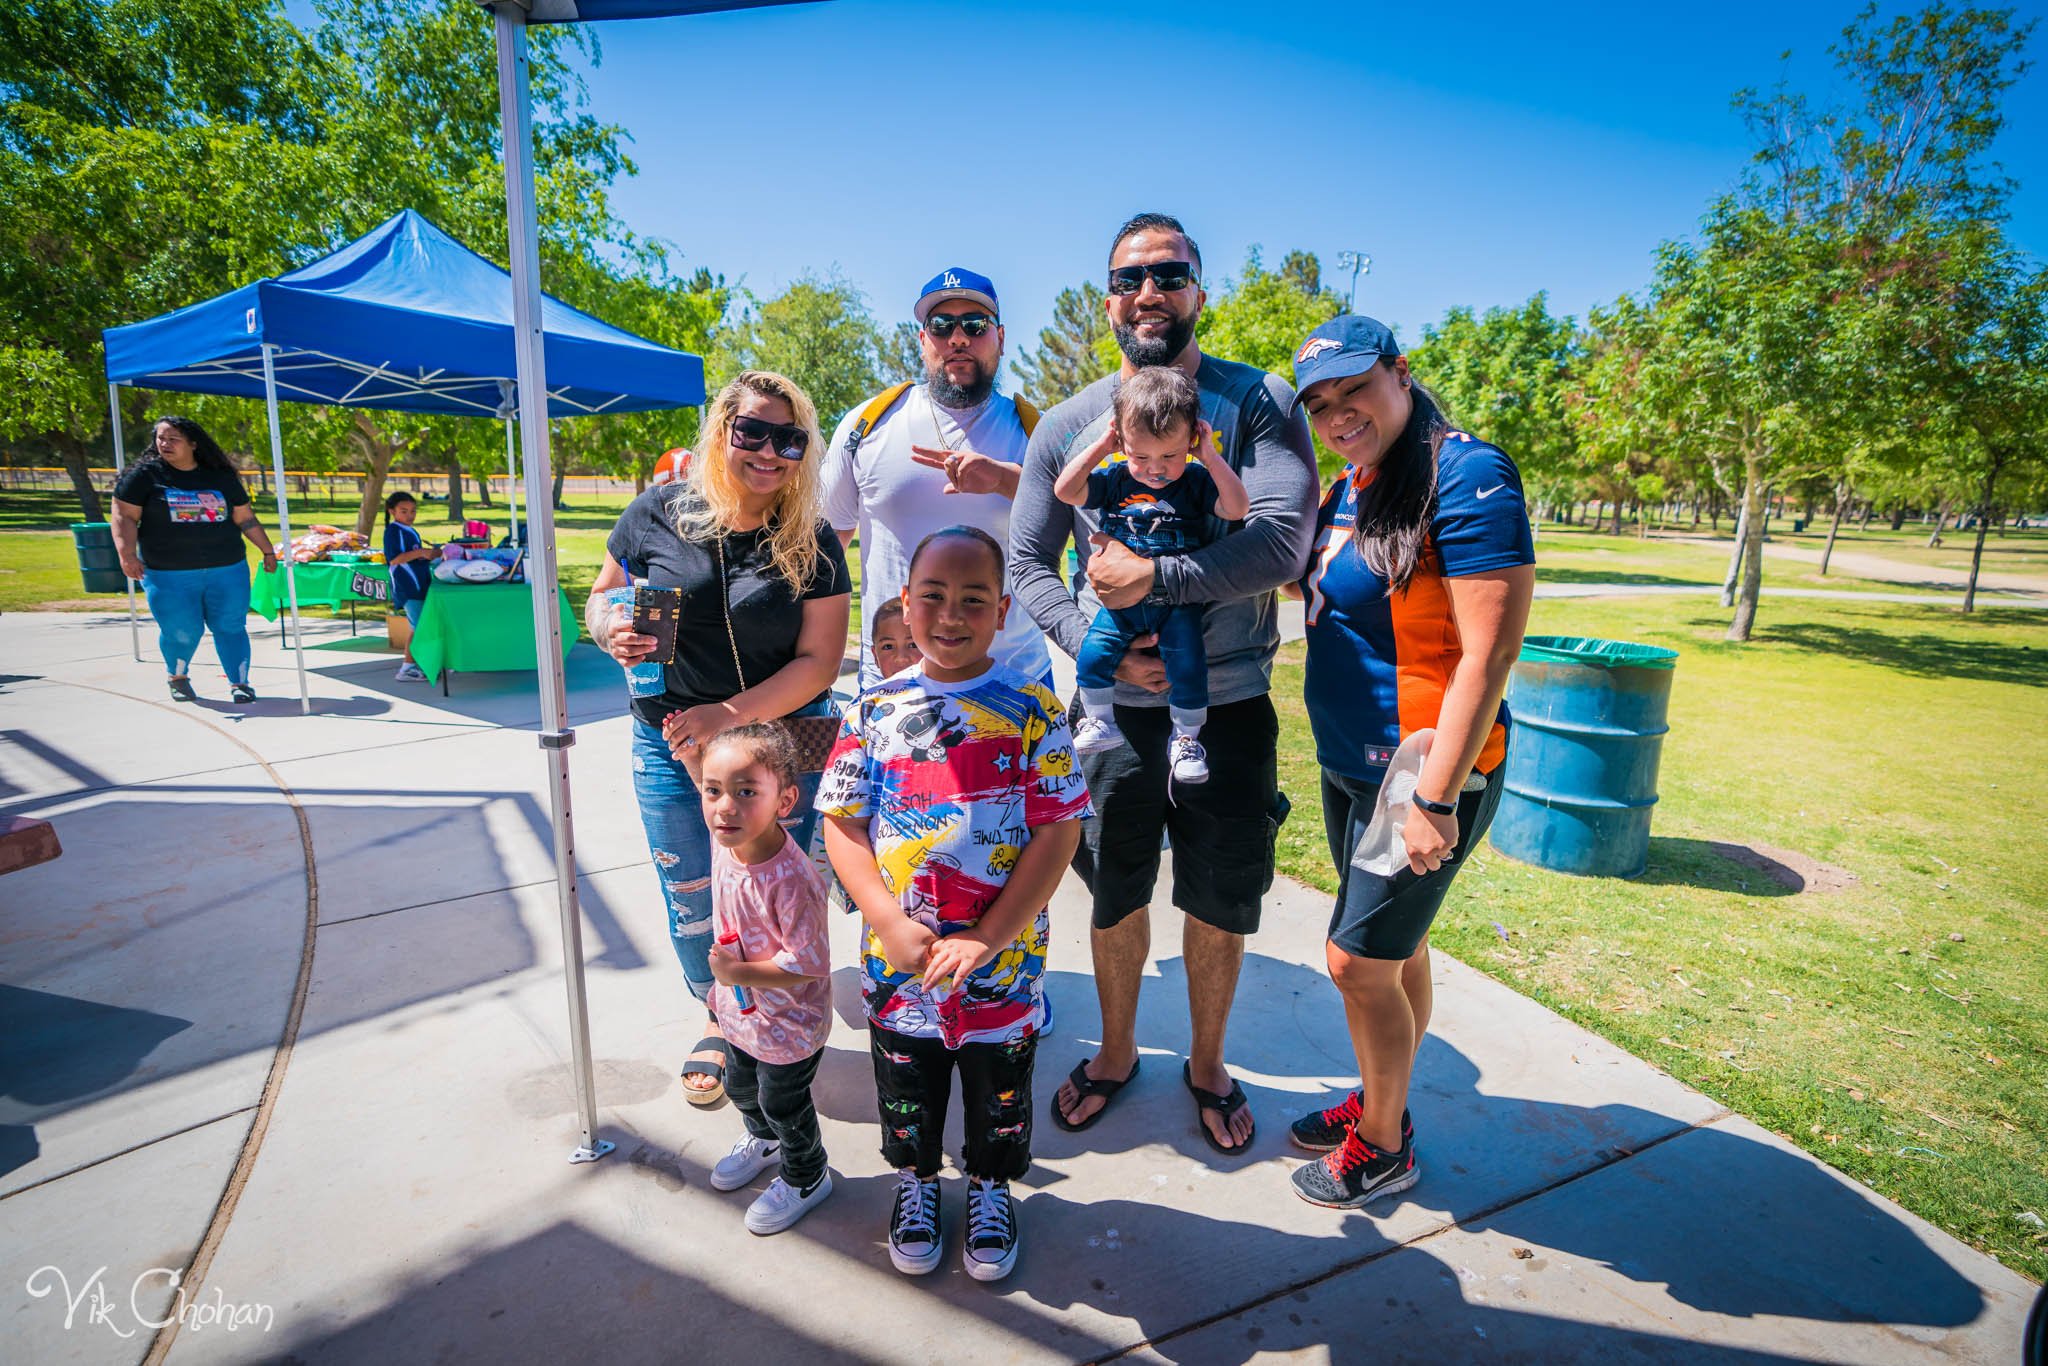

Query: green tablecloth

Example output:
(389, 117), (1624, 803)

(410, 582), (576, 686)
(251, 561), (391, 621)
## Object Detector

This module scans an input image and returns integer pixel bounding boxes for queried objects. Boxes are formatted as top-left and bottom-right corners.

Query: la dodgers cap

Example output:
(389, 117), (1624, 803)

(1289, 315), (1401, 414)
(915, 267), (1000, 324)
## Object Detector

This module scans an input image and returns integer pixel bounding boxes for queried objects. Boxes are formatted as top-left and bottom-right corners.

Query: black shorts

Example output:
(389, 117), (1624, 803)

(1072, 694), (1286, 936)
(1321, 762), (1505, 961)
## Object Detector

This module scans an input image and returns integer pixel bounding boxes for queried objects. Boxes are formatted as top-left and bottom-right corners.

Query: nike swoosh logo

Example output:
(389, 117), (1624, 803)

(1476, 484), (1506, 500)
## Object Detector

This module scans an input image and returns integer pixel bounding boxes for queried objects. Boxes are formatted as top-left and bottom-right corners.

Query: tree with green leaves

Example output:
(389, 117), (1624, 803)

(1409, 292), (1581, 506)
(716, 272), (886, 431)
(1011, 282), (1110, 411)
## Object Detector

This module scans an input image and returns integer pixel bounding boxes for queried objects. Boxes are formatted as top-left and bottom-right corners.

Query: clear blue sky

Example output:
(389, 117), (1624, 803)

(560, 0), (2048, 372)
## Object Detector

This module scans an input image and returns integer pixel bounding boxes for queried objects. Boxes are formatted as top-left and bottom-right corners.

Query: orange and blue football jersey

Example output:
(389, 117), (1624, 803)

(1300, 432), (1534, 781)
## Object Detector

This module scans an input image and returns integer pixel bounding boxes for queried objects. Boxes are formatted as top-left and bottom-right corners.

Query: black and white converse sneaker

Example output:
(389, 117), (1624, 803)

(887, 1170), (942, 1275)
(962, 1177), (1019, 1282)
(1288, 1092), (1413, 1154)
(1291, 1131), (1420, 1209)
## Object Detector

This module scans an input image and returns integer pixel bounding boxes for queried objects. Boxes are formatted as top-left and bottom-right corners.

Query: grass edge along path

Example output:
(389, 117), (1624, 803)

(1271, 593), (2047, 1285)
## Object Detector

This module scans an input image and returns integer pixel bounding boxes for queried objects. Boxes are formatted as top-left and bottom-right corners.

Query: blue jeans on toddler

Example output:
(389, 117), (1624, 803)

(142, 562), (252, 684)
(1075, 601), (1208, 714)
(628, 698), (832, 1003)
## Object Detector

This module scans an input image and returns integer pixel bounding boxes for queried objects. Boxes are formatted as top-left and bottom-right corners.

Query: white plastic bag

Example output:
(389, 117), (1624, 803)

(1351, 728), (1434, 877)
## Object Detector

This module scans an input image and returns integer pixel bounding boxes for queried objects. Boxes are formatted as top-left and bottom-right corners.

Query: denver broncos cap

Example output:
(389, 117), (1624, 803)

(1289, 315), (1400, 414)
(915, 267), (1000, 324)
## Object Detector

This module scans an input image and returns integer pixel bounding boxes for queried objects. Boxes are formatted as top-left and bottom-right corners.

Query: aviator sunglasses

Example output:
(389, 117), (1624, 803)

(924, 311), (996, 338)
(729, 413), (810, 460)
(1107, 260), (1198, 295)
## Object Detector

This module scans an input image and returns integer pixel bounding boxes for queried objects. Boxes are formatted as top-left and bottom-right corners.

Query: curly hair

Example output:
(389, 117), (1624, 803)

(702, 721), (802, 790)
(146, 415), (235, 473)
(672, 370), (826, 594)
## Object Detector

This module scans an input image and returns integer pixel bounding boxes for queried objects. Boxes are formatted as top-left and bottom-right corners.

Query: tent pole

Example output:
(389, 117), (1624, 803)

(499, 379), (521, 547)
(260, 344), (311, 715)
(107, 383), (141, 662)
(493, 0), (610, 1167)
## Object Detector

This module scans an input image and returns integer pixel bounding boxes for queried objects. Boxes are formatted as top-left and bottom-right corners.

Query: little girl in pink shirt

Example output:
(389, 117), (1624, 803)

(700, 723), (834, 1235)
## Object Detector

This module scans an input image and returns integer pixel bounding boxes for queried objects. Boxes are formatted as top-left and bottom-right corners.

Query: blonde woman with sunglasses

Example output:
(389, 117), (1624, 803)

(588, 370), (852, 1106)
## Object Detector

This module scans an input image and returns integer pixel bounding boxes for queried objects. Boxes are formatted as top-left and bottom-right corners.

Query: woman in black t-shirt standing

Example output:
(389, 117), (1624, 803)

(111, 416), (280, 703)
(588, 370), (852, 1105)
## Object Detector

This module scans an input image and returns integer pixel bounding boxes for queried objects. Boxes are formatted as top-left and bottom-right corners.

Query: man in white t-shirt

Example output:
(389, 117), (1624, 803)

(824, 267), (1053, 690)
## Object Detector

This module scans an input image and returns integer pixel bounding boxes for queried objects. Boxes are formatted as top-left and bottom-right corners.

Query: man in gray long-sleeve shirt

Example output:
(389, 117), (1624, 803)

(1012, 213), (1318, 1152)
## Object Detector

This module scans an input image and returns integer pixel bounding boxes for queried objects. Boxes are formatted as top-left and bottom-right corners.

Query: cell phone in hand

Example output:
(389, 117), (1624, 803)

(631, 585), (682, 664)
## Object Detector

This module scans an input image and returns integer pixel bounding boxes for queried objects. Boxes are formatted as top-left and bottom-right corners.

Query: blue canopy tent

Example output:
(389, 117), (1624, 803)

(102, 207), (705, 713)
(474, 0), (823, 1167)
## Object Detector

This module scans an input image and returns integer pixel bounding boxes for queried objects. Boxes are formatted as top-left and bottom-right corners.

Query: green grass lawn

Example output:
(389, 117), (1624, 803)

(1273, 593), (2048, 1282)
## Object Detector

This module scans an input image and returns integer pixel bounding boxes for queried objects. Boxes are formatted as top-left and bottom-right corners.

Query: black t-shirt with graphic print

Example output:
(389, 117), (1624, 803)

(112, 461), (251, 571)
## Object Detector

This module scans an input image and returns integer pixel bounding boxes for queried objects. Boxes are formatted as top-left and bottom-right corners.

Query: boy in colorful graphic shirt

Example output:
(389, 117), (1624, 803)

(1054, 366), (1249, 784)
(818, 526), (1090, 1284)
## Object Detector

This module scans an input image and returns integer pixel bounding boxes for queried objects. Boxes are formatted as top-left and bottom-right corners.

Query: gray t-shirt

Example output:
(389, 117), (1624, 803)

(1010, 354), (1319, 709)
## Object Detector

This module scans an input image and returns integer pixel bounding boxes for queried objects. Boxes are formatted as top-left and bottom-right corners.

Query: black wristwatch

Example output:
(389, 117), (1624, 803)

(1413, 791), (1458, 817)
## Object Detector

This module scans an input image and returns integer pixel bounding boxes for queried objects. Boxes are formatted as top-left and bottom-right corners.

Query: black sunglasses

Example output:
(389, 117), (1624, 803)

(924, 312), (996, 338)
(1107, 261), (1198, 295)
(729, 414), (810, 460)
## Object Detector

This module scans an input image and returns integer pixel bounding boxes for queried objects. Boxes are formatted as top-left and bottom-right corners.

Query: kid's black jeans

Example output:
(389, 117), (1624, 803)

(871, 1024), (1036, 1180)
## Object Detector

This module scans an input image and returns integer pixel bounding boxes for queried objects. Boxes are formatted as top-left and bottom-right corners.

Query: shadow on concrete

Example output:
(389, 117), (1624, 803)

(192, 694), (396, 719)
(282, 1032), (1986, 1364)
(0, 985), (189, 1180)
(270, 1220), (887, 1364)
(0, 776), (645, 1189)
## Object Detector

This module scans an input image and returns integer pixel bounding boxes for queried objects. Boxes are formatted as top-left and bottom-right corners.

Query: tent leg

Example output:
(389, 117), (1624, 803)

(505, 412), (522, 548)
(107, 384), (141, 662)
(494, 2), (609, 1167)
(260, 345), (311, 716)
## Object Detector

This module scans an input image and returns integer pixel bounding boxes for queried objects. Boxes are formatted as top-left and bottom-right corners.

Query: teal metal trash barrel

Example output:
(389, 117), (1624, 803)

(1490, 636), (1679, 878)
(70, 522), (127, 593)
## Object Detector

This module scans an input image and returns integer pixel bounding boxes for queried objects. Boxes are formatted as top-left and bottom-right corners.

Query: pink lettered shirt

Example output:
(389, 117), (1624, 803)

(710, 835), (832, 1065)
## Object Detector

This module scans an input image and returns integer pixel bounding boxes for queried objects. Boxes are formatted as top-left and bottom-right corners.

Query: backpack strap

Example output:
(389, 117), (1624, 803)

(843, 381), (917, 458)
(1011, 394), (1040, 436)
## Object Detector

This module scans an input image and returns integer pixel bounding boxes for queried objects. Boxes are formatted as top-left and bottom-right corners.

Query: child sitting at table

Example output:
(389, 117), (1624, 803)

(383, 491), (436, 683)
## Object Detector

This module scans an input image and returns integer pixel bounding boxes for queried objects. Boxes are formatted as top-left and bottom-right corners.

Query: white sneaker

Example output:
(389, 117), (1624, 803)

(1073, 715), (1125, 756)
(887, 1170), (943, 1276)
(745, 1170), (832, 1235)
(394, 661), (427, 682)
(1169, 733), (1210, 784)
(963, 1177), (1020, 1281)
(710, 1134), (780, 1191)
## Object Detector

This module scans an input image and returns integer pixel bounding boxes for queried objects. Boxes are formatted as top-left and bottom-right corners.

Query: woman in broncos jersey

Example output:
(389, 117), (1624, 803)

(1281, 316), (1534, 1211)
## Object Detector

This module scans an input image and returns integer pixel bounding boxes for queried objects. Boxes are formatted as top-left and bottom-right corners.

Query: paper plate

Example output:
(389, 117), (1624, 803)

(455, 559), (507, 583)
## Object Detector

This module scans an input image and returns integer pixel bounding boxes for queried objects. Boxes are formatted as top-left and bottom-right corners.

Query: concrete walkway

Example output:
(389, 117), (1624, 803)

(0, 609), (2036, 1365)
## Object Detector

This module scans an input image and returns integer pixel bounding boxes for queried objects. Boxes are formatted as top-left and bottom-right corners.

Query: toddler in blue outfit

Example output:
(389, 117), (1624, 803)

(1053, 366), (1249, 784)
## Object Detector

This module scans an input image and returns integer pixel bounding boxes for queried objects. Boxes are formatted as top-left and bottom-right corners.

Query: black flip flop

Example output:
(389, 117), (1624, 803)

(1184, 1060), (1255, 1155)
(1050, 1056), (1140, 1132)
(680, 1035), (730, 1107)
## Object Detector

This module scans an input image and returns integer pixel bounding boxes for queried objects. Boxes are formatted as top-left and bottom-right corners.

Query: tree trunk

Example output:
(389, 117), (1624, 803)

(1819, 480), (1849, 576)
(444, 452), (465, 523)
(53, 433), (105, 522)
(1728, 462), (1768, 642)
(1963, 458), (2001, 615)
(1690, 494), (1702, 531)
(350, 417), (401, 539)
(551, 465), (566, 510)
(1610, 498), (1624, 535)
(1927, 498), (1953, 547)
(1720, 496), (1749, 608)
(474, 473), (493, 508)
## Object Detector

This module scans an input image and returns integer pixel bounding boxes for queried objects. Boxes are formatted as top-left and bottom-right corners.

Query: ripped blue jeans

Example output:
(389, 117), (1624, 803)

(628, 704), (831, 1004)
